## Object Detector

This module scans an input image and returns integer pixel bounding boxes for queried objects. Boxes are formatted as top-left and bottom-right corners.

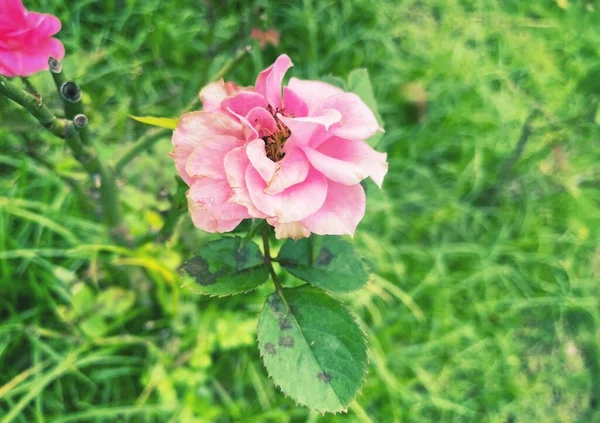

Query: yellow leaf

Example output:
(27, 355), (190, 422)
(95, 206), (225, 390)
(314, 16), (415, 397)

(556, 0), (569, 9)
(129, 115), (178, 130)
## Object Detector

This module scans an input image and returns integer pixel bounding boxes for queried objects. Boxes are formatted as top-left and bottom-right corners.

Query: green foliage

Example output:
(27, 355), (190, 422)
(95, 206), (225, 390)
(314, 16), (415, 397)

(278, 236), (370, 293)
(1, 0), (599, 421)
(181, 237), (268, 296)
(258, 286), (367, 413)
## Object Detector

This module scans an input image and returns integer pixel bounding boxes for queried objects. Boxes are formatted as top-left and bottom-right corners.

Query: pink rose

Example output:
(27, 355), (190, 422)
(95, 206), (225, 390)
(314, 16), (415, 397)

(0, 0), (65, 77)
(172, 54), (388, 239)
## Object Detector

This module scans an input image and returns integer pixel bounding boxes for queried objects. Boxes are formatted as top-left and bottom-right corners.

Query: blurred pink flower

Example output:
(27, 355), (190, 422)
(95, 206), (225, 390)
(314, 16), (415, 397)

(0, 0), (65, 77)
(172, 54), (387, 238)
(250, 28), (280, 50)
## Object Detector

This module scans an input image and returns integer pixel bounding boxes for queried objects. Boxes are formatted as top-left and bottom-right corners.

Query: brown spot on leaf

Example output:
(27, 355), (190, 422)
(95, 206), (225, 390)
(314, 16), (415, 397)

(317, 371), (332, 383)
(279, 317), (292, 330)
(264, 343), (276, 355)
(182, 257), (216, 285)
(317, 247), (334, 266)
(269, 295), (282, 313)
(279, 336), (294, 348)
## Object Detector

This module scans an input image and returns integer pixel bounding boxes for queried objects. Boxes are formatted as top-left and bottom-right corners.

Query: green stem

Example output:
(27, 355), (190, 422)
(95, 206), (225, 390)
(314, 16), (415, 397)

(135, 177), (187, 244)
(261, 225), (287, 302)
(49, 58), (92, 146)
(0, 74), (123, 235)
(114, 129), (166, 174)
(0, 75), (76, 139)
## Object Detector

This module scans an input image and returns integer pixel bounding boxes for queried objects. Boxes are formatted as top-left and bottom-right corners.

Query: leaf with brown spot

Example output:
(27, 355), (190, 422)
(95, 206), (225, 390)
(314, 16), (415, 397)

(257, 286), (367, 413)
(277, 236), (369, 293)
(181, 237), (268, 296)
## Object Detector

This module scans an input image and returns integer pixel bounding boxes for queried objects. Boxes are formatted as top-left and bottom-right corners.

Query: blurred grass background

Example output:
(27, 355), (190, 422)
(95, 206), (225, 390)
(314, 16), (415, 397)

(1, 0), (600, 421)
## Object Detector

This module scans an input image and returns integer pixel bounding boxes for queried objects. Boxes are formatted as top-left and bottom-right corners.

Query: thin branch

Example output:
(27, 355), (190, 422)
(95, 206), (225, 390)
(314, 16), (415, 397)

(114, 129), (166, 174)
(49, 58), (92, 146)
(0, 75), (77, 139)
(473, 110), (540, 205)
(1, 72), (123, 236)
(135, 177), (187, 245)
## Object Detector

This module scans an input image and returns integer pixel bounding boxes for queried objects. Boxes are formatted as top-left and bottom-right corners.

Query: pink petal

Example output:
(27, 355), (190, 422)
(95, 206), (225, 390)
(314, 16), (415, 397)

(269, 220), (311, 240)
(171, 112), (244, 184)
(255, 54), (293, 110)
(0, 0), (26, 29)
(245, 107), (277, 137)
(301, 182), (366, 237)
(185, 135), (241, 180)
(0, 37), (64, 77)
(223, 147), (267, 218)
(170, 143), (195, 185)
(199, 79), (241, 112)
(245, 138), (278, 184)
(226, 108), (258, 140)
(277, 109), (341, 149)
(25, 12), (62, 38)
(317, 92), (380, 140)
(287, 77), (344, 114)
(245, 167), (328, 223)
(302, 137), (388, 187)
(222, 91), (268, 117)
(283, 87), (308, 117)
(265, 147), (310, 195)
(187, 178), (249, 233)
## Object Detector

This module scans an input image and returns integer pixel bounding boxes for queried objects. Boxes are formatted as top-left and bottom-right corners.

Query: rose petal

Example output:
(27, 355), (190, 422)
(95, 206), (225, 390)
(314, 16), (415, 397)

(255, 54), (293, 110)
(187, 177), (249, 229)
(185, 135), (241, 180)
(245, 138), (278, 184)
(245, 166), (328, 223)
(223, 147), (267, 218)
(269, 220), (311, 240)
(301, 182), (366, 237)
(172, 112), (244, 184)
(222, 91), (268, 117)
(277, 109), (342, 149)
(283, 86), (308, 117)
(246, 107), (277, 137)
(317, 92), (380, 140)
(0, 37), (64, 77)
(302, 137), (388, 187)
(287, 77), (344, 114)
(199, 79), (241, 112)
(265, 147), (310, 195)
(25, 12), (62, 38)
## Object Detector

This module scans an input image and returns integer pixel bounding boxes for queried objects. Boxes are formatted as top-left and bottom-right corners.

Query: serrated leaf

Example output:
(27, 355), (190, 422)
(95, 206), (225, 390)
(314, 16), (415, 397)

(181, 237), (268, 296)
(130, 115), (178, 130)
(346, 68), (383, 146)
(277, 236), (369, 293)
(258, 286), (367, 413)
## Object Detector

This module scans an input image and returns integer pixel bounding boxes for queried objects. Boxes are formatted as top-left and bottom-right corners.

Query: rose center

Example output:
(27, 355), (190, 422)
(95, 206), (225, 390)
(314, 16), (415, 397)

(262, 106), (291, 162)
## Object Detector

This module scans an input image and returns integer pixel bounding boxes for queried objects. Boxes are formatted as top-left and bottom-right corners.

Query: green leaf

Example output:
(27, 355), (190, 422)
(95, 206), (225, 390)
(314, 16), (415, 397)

(129, 115), (178, 130)
(258, 286), (367, 413)
(277, 236), (370, 293)
(319, 74), (347, 90)
(181, 237), (268, 296)
(97, 288), (136, 317)
(346, 68), (383, 146)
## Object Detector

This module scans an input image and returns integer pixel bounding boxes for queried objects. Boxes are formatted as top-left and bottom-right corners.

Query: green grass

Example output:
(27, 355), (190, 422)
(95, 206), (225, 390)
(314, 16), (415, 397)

(1, 0), (599, 421)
